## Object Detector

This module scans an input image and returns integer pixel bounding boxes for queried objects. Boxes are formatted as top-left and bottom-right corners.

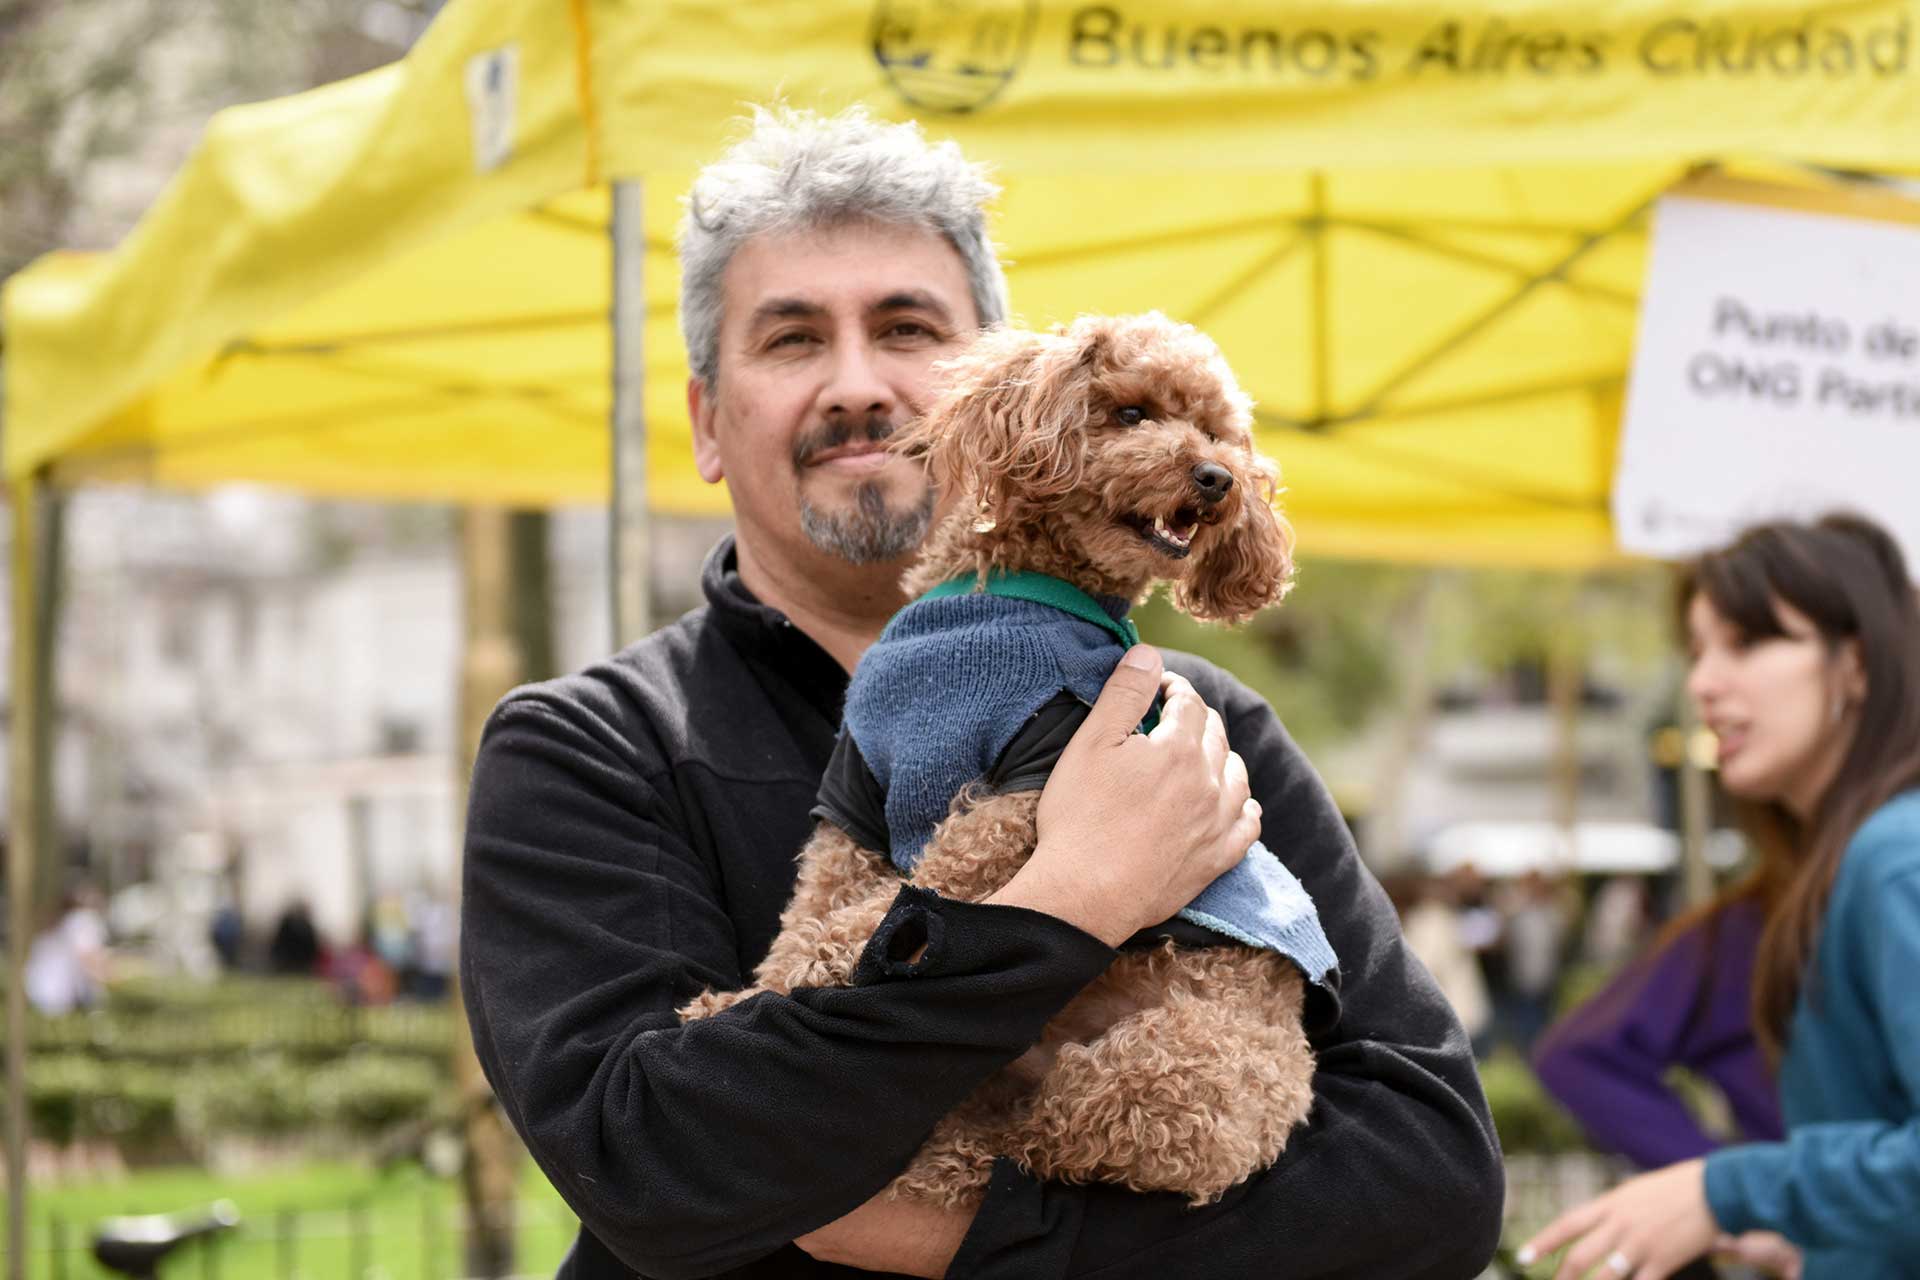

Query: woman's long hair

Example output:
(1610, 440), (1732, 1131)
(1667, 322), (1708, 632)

(1681, 514), (1920, 1061)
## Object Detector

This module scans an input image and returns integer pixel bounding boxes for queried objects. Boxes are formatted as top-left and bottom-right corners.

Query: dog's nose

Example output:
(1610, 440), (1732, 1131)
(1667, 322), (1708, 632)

(1191, 462), (1234, 504)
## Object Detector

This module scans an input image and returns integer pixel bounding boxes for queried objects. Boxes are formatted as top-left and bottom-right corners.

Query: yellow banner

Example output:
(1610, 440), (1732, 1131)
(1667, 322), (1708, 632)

(592, 0), (1920, 173)
(10, 0), (1920, 567)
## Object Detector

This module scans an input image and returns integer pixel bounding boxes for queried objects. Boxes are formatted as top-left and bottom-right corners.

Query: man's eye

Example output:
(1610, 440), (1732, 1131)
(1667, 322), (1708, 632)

(769, 332), (816, 349)
(885, 321), (935, 340)
(1114, 406), (1147, 426)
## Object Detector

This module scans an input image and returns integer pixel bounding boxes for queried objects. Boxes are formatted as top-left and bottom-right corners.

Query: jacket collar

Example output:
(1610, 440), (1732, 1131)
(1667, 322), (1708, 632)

(700, 534), (849, 723)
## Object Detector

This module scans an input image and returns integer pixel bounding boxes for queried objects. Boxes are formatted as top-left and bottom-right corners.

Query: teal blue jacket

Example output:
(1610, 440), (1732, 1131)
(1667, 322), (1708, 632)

(1704, 789), (1920, 1279)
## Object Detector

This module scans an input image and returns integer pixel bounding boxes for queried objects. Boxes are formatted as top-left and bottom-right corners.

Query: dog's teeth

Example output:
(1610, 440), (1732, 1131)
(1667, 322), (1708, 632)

(1148, 515), (1192, 549)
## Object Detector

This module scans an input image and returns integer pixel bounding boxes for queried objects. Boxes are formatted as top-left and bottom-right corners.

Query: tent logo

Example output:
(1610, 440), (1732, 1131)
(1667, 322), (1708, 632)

(872, 1), (1039, 113)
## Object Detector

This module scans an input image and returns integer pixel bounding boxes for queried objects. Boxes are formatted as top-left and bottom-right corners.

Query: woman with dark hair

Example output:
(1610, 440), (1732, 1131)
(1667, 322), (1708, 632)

(1520, 514), (1920, 1280)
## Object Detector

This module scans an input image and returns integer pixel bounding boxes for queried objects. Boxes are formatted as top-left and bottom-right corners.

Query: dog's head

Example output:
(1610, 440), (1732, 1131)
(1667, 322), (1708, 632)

(895, 312), (1294, 624)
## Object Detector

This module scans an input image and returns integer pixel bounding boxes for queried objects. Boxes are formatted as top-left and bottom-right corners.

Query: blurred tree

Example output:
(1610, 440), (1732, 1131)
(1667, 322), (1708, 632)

(0, 0), (440, 282)
(1134, 559), (1422, 758)
(457, 507), (524, 1280)
(203, 0), (441, 98)
(1135, 556), (1679, 859)
(1422, 564), (1676, 687)
(510, 511), (556, 683)
(0, 0), (172, 279)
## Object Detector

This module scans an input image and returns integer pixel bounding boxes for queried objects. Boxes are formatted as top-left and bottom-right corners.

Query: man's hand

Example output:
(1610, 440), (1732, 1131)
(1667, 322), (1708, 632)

(989, 645), (1261, 947)
(793, 1191), (975, 1277)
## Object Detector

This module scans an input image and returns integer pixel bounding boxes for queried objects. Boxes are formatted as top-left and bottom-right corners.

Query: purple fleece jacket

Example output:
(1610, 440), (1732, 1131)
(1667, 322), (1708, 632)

(1532, 898), (1783, 1169)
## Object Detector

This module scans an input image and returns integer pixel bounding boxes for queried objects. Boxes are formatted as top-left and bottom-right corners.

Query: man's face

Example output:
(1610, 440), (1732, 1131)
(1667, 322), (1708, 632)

(690, 220), (980, 566)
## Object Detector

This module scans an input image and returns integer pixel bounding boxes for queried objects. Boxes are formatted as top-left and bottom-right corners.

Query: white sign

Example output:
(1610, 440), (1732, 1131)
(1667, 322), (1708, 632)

(464, 45), (519, 174)
(1615, 186), (1920, 574)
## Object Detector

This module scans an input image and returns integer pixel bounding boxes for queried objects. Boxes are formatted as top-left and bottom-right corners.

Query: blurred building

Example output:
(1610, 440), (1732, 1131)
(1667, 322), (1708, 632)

(1369, 662), (1667, 873)
(1, 487), (728, 961)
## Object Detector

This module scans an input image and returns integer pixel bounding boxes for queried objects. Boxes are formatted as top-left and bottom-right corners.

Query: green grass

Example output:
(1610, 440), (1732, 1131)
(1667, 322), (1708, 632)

(8, 1160), (576, 1280)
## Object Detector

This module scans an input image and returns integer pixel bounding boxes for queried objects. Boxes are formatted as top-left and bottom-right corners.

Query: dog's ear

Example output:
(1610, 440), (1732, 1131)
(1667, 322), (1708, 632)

(1176, 460), (1296, 624)
(892, 325), (1100, 522)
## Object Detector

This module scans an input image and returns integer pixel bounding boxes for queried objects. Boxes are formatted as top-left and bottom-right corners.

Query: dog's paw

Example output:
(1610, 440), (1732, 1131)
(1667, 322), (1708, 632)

(676, 987), (756, 1023)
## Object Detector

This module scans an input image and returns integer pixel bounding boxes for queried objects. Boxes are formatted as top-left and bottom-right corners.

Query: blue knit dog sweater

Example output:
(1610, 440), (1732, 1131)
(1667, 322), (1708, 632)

(836, 571), (1337, 987)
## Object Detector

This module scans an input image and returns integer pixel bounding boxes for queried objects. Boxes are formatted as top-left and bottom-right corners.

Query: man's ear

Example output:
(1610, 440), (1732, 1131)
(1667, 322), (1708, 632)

(689, 376), (724, 484)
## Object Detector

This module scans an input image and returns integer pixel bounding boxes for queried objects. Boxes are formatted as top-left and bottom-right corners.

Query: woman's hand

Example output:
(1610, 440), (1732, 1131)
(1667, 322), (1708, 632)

(1714, 1231), (1803, 1279)
(992, 646), (1261, 947)
(1517, 1159), (1718, 1280)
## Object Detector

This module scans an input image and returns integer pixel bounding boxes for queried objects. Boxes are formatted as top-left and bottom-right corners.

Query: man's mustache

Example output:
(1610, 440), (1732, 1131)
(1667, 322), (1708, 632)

(792, 413), (898, 469)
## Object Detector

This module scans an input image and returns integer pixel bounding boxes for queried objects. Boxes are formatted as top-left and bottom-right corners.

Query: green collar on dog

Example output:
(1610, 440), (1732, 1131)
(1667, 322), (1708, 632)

(919, 570), (1141, 653)
(915, 571), (1158, 734)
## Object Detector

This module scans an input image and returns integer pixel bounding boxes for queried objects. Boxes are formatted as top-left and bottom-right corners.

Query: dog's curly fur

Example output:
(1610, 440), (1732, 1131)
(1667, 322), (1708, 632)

(680, 313), (1314, 1208)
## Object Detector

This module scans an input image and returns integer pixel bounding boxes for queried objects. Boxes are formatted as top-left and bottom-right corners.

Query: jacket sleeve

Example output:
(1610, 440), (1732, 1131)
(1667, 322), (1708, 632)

(459, 694), (1114, 1280)
(1532, 922), (1727, 1168)
(949, 658), (1505, 1279)
(1702, 863), (1920, 1252)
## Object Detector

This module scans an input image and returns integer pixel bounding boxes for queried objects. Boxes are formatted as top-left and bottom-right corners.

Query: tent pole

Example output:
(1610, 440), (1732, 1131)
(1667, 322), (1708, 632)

(610, 179), (651, 649)
(1679, 700), (1715, 907)
(1548, 624), (1583, 865)
(454, 506), (524, 1278)
(6, 471), (51, 1280)
(1310, 172), (1330, 427)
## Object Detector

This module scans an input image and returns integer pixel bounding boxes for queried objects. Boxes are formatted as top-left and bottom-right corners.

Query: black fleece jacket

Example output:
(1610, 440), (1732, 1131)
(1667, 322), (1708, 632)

(460, 537), (1504, 1280)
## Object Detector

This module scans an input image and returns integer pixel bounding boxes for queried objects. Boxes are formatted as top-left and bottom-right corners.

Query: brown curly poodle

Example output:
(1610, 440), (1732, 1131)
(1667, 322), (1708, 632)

(681, 312), (1316, 1208)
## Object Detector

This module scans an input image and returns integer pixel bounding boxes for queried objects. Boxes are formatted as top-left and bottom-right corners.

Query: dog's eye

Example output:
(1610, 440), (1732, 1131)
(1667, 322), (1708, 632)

(1114, 405), (1147, 426)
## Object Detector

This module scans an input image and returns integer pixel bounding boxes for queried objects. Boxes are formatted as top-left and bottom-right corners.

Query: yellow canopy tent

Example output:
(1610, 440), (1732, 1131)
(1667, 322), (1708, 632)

(20, 0), (1920, 569)
(9, 0), (1920, 1265)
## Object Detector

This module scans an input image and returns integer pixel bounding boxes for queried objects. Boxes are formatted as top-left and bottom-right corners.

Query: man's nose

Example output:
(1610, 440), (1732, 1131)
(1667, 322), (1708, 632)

(818, 340), (895, 417)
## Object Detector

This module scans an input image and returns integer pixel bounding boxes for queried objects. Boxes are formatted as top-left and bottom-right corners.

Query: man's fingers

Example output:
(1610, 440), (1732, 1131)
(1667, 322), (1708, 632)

(1200, 706), (1230, 773)
(1222, 749), (1251, 810)
(1226, 797), (1263, 863)
(1079, 645), (1162, 745)
(1151, 673), (1208, 742)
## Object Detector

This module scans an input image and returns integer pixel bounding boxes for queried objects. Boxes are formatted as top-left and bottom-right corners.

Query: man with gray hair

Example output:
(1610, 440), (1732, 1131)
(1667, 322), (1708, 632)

(461, 105), (1501, 1279)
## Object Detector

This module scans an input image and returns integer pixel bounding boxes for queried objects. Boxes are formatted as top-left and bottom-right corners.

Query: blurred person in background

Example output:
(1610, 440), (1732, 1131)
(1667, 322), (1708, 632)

(1394, 870), (1494, 1056)
(459, 104), (1500, 1280)
(404, 889), (454, 1001)
(1451, 861), (1506, 1006)
(1582, 874), (1650, 971)
(368, 892), (415, 976)
(1496, 868), (1572, 1052)
(1522, 515), (1920, 1280)
(267, 897), (321, 976)
(24, 883), (110, 1015)
(327, 923), (397, 1006)
(208, 898), (245, 971)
